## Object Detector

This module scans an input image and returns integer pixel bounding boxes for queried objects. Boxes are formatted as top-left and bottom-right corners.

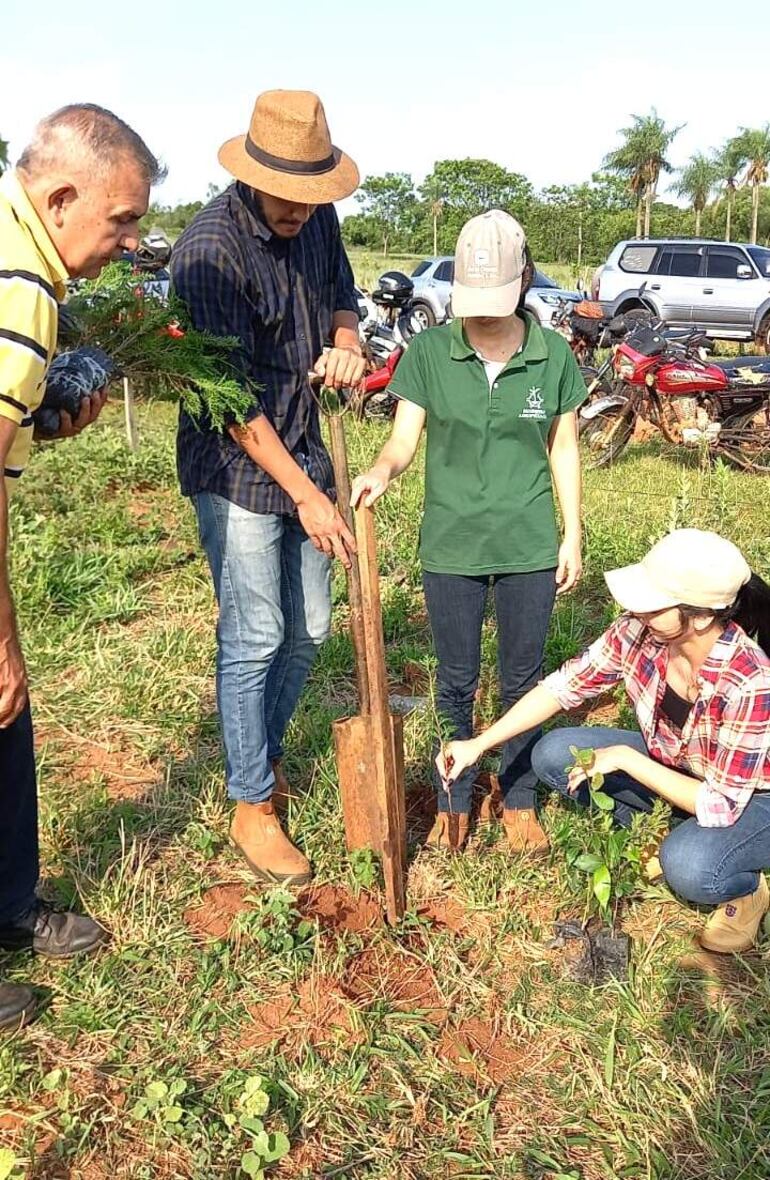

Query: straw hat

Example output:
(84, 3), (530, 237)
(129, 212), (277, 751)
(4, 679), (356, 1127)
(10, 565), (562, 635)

(218, 90), (359, 203)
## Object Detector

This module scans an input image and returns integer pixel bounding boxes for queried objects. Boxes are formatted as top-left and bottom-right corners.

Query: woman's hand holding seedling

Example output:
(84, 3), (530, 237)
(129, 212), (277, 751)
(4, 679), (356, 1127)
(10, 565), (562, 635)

(567, 745), (629, 801)
(436, 738), (483, 789)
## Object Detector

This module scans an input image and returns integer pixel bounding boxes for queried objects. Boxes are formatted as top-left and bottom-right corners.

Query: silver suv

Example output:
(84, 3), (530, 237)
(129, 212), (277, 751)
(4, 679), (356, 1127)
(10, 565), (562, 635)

(409, 257), (580, 328)
(599, 239), (770, 349)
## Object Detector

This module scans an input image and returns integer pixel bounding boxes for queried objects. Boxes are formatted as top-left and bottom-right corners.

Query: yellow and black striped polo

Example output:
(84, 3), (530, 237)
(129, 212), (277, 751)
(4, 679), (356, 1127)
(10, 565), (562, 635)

(0, 171), (68, 495)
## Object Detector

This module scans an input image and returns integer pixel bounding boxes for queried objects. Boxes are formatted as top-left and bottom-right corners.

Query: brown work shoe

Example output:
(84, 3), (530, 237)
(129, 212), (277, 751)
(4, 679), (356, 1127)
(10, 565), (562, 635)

(425, 812), (470, 852)
(502, 808), (549, 855)
(271, 759), (300, 815)
(698, 875), (769, 955)
(230, 801), (312, 885)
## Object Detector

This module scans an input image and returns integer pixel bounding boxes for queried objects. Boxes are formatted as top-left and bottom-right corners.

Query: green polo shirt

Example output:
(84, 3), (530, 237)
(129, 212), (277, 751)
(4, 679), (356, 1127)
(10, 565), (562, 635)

(387, 312), (585, 575)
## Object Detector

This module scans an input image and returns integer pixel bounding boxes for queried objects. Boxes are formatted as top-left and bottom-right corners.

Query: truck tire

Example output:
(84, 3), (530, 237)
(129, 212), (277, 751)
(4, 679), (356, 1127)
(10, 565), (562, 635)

(756, 314), (770, 355)
(411, 301), (436, 329)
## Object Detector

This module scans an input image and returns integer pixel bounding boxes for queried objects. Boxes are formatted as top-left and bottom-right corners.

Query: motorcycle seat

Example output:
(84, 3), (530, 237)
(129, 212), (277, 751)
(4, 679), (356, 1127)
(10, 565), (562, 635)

(664, 328), (701, 340)
(712, 355), (770, 380)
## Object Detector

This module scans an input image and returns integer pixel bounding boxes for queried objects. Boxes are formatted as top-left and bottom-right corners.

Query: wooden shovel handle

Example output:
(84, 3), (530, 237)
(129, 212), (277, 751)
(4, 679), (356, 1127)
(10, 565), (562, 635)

(354, 502), (406, 923)
(328, 414), (370, 715)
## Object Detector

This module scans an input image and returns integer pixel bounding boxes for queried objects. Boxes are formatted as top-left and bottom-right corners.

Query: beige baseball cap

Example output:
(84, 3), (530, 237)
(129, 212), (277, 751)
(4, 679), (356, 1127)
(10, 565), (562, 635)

(451, 210), (527, 317)
(604, 529), (751, 614)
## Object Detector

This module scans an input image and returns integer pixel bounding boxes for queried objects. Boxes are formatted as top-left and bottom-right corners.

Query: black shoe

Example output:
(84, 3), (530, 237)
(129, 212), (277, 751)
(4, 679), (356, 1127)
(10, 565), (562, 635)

(0, 982), (37, 1031)
(0, 901), (109, 958)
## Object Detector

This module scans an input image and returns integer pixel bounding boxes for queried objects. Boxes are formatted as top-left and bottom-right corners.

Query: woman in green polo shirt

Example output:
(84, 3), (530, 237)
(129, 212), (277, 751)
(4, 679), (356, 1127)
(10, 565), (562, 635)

(351, 211), (585, 853)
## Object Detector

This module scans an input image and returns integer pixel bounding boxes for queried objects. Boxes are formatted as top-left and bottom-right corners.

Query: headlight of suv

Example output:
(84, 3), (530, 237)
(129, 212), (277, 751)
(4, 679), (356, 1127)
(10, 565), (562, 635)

(538, 293), (562, 305)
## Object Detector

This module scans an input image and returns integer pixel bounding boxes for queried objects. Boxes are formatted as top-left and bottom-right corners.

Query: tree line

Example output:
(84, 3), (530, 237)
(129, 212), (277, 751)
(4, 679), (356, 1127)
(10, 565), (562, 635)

(2, 112), (768, 266)
(345, 112), (770, 265)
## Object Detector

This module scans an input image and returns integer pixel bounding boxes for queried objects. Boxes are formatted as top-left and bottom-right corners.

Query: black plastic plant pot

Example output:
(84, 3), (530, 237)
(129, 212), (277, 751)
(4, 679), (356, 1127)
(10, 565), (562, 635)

(551, 918), (630, 984)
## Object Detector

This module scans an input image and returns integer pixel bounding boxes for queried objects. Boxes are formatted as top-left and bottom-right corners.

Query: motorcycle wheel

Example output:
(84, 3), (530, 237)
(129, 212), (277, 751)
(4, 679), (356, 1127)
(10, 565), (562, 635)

(718, 406), (770, 474)
(363, 393), (397, 420)
(580, 406), (634, 468)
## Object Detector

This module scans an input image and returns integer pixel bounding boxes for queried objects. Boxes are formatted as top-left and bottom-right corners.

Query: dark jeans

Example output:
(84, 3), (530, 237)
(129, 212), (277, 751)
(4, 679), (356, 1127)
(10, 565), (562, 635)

(0, 702), (39, 925)
(423, 568), (556, 814)
(531, 725), (770, 905)
(531, 726), (660, 829)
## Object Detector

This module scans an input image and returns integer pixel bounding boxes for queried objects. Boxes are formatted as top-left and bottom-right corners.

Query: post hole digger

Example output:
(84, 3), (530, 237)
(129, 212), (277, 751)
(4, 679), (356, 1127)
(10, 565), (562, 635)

(309, 376), (407, 924)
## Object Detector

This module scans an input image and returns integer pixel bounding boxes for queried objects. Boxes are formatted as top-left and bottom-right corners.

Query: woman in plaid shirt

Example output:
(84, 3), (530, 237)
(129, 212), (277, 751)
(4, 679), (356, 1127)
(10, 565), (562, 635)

(439, 530), (770, 955)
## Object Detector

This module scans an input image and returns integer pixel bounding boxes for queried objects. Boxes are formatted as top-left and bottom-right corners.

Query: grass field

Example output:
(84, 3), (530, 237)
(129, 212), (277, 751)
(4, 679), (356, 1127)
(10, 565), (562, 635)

(346, 249), (582, 294)
(2, 400), (770, 1180)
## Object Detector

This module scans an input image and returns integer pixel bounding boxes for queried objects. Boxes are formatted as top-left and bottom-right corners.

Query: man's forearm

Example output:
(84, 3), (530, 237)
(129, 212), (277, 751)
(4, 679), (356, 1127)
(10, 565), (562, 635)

(0, 482), (18, 641)
(228, 415), (319, 506)
(332, 310), (362, 351)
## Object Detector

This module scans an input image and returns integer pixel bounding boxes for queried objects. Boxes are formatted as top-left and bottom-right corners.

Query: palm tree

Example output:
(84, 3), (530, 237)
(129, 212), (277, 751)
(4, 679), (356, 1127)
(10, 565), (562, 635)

(604, 109), (683, 238)
(673, 153), (719, 236)
(421, 174), (444, 256)
(714, 140), (743, 242)
(730, 125), (770, 245)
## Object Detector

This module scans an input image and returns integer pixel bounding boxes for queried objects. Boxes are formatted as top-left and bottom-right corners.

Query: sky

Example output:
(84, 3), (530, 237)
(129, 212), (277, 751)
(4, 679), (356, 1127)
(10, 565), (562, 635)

(2, 0), (769, 220)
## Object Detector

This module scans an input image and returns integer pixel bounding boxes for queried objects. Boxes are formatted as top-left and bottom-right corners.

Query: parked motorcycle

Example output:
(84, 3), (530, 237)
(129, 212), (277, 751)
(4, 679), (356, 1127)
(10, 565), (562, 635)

(580, 317), (770, 472)
(357, 271), (425, 417)
(552, 298), (654, 404)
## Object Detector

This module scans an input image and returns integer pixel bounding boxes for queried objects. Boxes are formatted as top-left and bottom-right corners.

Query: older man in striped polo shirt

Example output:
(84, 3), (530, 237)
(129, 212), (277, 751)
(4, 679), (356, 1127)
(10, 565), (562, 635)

(0, 105), (161, 1032)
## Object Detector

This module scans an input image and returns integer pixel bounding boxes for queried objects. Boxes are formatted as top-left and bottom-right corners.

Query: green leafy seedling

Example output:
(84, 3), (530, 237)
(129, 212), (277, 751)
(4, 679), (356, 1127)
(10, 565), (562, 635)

(236, 1076), (291, 1177)
(131, 1076), (187, 1128)
(350, 846), (379, 892)
(234, 888), (315, 961)
(568, 745), (618, 920)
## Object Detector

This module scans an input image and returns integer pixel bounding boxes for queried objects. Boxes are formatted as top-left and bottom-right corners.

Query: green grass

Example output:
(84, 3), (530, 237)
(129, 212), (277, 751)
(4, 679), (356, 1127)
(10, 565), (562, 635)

(2, 401), (770, 1178)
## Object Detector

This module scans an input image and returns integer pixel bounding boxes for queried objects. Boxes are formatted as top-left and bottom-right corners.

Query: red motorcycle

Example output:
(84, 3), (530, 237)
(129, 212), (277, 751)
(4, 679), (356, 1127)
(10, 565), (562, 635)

(580, 319), (770, 470)
(553, 298), (654, 401)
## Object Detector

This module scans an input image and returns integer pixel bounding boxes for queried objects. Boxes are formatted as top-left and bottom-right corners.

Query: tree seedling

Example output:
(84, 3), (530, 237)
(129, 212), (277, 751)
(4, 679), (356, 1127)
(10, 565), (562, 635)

(568, 745), (617, 919)
(234, 888), (315, 961)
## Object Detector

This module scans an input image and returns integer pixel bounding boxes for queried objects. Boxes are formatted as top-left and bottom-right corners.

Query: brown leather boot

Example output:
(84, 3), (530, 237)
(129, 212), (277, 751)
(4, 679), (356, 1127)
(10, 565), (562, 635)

(476, 772), (503, 826)
(271, 759), (300, 815)
(698, 875), (769, 954)
(425, 812), (470, 852)
(502, 808), (549, 854)
(230, 801), (312, 885)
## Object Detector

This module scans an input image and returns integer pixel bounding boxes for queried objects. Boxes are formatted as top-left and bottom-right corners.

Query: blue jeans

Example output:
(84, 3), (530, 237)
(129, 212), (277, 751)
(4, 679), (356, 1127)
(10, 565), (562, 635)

(531, 725), (770, 905)
(194, 493), (331, 804)
(423, 568), (557, 814)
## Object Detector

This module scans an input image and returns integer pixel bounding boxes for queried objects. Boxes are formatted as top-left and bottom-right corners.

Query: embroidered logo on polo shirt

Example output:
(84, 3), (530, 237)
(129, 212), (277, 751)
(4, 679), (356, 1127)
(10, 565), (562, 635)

(520, 387), (546, 420)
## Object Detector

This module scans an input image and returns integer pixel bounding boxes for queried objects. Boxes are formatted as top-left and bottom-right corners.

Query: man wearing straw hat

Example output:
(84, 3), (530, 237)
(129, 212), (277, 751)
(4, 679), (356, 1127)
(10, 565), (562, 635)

(172, 90), (364, 886)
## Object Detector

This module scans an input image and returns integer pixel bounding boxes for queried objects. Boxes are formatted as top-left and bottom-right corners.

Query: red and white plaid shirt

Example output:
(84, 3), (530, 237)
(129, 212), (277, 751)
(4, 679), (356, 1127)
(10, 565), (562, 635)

(542, 616), (770, 827)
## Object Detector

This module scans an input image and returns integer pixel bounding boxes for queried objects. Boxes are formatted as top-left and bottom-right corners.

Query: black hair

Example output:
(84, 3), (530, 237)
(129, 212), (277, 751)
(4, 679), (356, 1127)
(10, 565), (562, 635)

(516, 243), (535, 312)
(679, 571), (770, 657)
